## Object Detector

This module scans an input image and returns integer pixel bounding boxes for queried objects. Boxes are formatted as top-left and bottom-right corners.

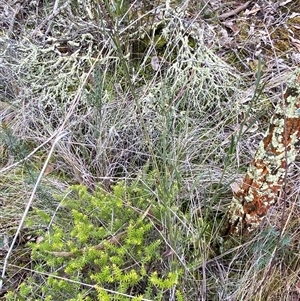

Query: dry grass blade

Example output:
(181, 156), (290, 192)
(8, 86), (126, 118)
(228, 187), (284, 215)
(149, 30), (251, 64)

(0, 131), (68, 291)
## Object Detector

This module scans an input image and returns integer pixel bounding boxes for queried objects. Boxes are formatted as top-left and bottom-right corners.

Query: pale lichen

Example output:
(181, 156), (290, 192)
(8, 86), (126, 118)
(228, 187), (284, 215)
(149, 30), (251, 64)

(225, 69), (300, 236)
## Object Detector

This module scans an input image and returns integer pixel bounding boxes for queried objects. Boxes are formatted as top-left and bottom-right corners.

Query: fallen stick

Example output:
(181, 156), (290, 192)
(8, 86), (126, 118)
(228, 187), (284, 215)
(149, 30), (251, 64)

(218, 1), (252, 20)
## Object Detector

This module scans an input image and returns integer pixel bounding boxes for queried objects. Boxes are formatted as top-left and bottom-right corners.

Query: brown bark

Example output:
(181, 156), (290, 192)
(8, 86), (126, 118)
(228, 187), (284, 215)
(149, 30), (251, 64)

(224, 70), (300, 236)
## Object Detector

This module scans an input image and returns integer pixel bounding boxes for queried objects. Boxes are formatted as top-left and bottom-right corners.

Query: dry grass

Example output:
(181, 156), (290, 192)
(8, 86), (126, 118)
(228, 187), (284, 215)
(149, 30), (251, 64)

(1, 0), (300, 300)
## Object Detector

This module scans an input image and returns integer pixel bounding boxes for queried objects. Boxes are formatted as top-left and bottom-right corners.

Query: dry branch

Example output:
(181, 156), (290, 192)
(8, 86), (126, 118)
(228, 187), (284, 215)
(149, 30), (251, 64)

(218, 1), (252, 21)
(224, 69), (300, 236)
(47, 231), (127, 258)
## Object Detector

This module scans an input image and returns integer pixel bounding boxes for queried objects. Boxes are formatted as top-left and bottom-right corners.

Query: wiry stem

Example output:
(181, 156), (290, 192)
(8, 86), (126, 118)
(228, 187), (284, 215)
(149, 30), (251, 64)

(0, 131), (68, 292)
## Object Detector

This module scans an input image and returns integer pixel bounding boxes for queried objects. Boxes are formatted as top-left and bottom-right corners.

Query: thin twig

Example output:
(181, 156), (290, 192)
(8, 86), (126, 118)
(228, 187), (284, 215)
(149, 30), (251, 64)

(0, 131), (60, 174)
(0, 47), (102, 291)
(8, 2), (21, 38)
(0, 131), (68, 292)
(47, 230), (127, 258)
(219, 1), (252, 20)
(31, 1), (70, 38)
(44, 0), (61, 38)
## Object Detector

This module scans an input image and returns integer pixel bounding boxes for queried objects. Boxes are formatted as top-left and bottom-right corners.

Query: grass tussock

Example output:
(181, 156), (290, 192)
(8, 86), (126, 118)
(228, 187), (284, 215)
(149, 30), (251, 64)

(1, 0), (300, 300)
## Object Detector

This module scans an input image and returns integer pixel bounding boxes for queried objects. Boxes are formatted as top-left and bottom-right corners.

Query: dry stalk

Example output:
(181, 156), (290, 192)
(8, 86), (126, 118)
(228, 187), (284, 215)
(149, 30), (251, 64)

(218, 1), (252, 21)
(47, 230), (127, 258)
(0, 131), (68, 292)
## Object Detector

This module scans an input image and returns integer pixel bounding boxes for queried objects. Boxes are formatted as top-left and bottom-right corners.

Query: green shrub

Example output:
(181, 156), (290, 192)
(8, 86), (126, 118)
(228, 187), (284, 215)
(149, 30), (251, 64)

(6, 181), (182, 301)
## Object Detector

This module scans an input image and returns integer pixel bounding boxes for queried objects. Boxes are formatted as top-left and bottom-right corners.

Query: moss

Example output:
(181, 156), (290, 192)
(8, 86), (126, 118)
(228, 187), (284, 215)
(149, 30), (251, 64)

(269, 28), (290, 53)
(287, 16), (300, 26)
(236, 22), (251, 42)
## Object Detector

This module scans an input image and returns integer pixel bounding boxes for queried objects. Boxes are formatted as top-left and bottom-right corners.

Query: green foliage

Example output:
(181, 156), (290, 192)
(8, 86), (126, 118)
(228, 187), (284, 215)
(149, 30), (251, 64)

(0, 125), (30, 160)
(8, 181), (183, 300)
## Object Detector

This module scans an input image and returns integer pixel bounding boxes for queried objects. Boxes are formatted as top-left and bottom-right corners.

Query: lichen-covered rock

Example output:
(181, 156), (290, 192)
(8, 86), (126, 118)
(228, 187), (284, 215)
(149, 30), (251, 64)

(225, 69), (300, 236)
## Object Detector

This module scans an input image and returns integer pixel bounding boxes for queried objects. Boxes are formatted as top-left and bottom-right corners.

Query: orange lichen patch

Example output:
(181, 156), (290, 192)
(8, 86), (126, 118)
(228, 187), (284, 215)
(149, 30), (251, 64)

(225, 70), (300, 236)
